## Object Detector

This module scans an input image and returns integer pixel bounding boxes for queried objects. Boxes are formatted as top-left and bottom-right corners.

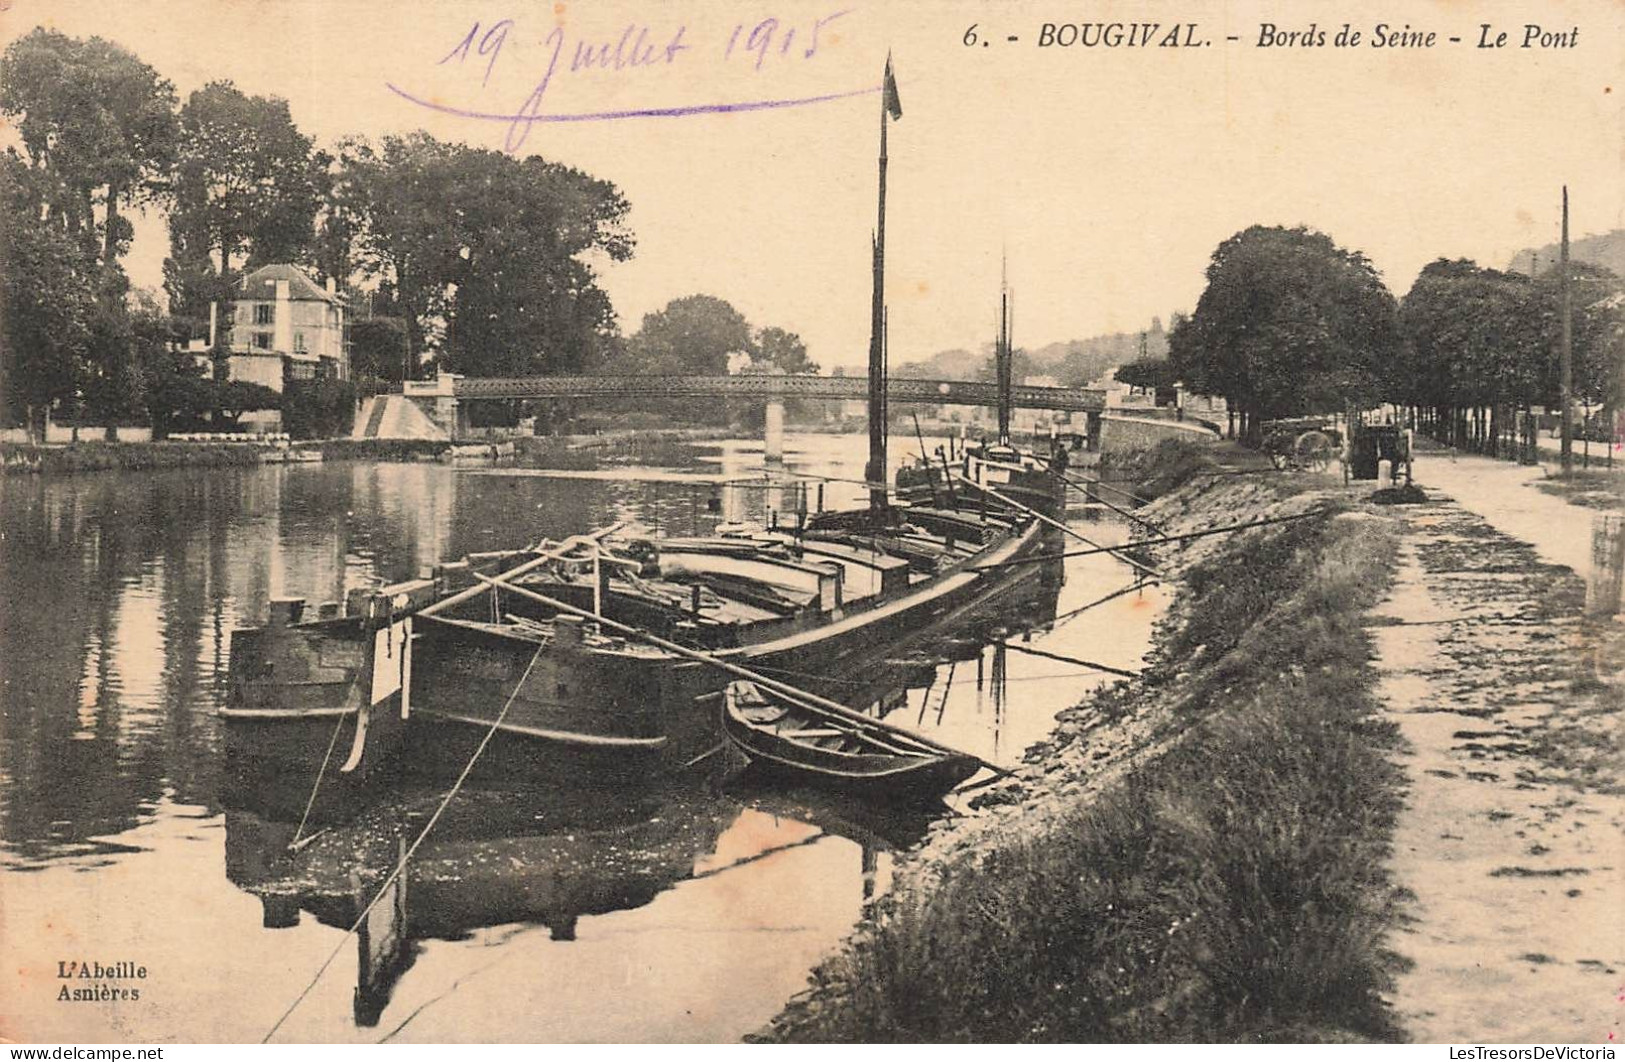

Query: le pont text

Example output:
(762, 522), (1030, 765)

(1256, 22), (1580, 49)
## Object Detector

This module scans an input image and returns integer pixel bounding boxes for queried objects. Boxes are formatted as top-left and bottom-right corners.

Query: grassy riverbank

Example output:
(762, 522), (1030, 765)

(0, 428), (736, 475)
(1, 439), (270, 474)
(515, 428), (733, 468)
(762, 444), (1407, 1042)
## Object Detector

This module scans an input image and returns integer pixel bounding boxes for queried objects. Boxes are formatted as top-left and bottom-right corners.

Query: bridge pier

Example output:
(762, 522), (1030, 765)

(763, 399), (786, 464)
(400, 373), (469, 439)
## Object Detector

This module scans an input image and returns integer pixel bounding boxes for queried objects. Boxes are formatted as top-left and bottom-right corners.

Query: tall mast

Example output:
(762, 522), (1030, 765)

(1559, 186), (1573, 474)
(865, 58), (895, 511)
(882, 305), (890, 447)
(997, 253), (1012, 443)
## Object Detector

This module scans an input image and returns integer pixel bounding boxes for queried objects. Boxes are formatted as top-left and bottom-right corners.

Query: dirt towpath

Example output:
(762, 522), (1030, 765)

(1369, 474), (1624, 1043)
(1410, 452), (1603, 575)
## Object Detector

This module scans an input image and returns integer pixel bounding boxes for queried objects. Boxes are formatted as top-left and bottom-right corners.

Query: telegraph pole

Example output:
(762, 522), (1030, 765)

(1559, 186), (1573, 474)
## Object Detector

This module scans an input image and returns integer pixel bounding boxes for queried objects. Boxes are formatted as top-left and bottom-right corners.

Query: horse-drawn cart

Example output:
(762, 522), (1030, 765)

(1261, 418), (1342, 473)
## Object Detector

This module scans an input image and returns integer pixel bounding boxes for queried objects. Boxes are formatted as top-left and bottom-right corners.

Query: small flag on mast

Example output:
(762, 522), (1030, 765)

(883, 53), (903, 120)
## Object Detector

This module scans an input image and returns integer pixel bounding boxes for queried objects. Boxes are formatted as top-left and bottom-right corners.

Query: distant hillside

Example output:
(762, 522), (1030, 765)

(1508, 229), (1625, 278)
(894, 319), (1170, 389)
(891, 347), (986, 381)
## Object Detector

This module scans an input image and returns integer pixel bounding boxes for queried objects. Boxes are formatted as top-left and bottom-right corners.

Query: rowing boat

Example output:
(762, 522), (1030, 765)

(722, 679), (982, 800)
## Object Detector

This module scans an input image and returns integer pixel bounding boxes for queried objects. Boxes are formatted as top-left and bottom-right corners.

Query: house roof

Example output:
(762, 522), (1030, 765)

(239, 264), (342, 304)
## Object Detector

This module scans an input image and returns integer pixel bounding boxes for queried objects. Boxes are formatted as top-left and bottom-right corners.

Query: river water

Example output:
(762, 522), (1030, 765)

(0, 432), (1167, 1043)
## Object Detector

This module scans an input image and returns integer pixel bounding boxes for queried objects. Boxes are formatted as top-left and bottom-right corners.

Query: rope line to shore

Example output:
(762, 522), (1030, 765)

(1056, 470), (1164, 531)
(1049, 580), (1153, 625)
(952, 473), (1167, 581)
(289, 707), (350, 848)
(261, 643), (547, 1044)
(999, 640), (1141, 678)
(968, 508), (1331, 571)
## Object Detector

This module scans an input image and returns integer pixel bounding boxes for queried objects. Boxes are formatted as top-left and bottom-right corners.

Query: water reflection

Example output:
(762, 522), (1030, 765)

(0, 460), (645, 864)
(222, 771), (933, 1032)
(218, 560), (1066, 1033)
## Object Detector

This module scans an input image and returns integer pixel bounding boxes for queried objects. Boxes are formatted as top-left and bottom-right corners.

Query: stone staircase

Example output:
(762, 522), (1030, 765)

(351, 395), (450, 441)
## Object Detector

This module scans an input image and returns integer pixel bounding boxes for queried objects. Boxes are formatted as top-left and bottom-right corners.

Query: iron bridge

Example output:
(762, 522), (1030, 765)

(450, 374), (1105, 412)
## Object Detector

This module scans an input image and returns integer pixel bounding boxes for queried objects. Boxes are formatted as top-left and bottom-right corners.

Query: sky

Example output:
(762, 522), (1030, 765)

(3, 0), (1620, 373)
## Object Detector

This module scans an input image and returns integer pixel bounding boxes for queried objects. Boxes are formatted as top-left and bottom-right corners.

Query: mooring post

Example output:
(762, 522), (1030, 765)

(1586, 513), (1625, 617)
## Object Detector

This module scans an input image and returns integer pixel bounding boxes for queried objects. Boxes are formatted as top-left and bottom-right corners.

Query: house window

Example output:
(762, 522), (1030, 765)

(253, 332), (274, 350)
(293, 332), (307, 353)
(254, 304), (275, 325)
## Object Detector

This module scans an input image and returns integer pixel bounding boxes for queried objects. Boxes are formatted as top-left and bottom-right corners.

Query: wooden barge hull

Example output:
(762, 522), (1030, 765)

(220, 611), (412, 817)
(401, 514), (1060, 785)
(402, 616), (687, 788)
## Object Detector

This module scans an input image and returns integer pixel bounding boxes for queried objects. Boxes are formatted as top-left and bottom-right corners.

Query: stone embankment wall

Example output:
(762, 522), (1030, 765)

(1099, 413), (1220, 451)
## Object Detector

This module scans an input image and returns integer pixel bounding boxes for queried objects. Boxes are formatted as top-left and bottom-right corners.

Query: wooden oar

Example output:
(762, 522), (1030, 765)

(951, 473), (1166, 581)
(467, 570), (1010, 778)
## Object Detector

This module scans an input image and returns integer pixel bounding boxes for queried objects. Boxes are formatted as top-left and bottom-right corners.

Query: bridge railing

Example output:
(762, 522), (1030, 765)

(446, 373), (1104, 412)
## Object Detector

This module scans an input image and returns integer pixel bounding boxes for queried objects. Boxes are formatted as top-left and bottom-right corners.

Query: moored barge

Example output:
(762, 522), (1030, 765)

(220, 447), (1063, 795)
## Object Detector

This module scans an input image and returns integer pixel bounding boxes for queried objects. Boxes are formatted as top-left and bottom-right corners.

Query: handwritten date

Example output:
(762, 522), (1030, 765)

(437, 11), (849, 149)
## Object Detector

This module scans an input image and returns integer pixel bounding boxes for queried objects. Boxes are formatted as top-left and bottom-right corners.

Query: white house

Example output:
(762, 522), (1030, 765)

(223, 264), (349, 389)
(174, 265), (350, 430)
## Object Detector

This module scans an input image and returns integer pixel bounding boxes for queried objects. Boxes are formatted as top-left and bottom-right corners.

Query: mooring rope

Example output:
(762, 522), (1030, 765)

(967, 507), (1330, 572)
(1048, 580), (1151, 626)
(952, 473), (1167, 581)
(999, 639), (1141, 679)
(289, 707), (350, 848)
(1056, 470), (1163, 532)
(261, 642), (547, 1044)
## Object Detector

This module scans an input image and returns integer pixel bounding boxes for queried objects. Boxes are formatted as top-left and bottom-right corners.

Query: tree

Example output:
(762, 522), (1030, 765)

(339, 133), (633, 378)
(281, 378), (355, 439)
(590, 295), (754, 424)
(310, 147), (361, 287)
(165, 81), (321, 287)
(1114, 357), (1178, 393)
(81, 292), (150, 427)
(753, 326), (818, 374)
(0, 156), (96, 437)
(1171, 225), (1403, 441)
(348, 316), (410, 384)
(333, 134), (458, 370)
(1535, 262), (1625, 414)
(621, 295), (753, 376)
(212, 380), (281, 427)
(1399, 259), (1547, 451)
(142, 354), (214, 436)
(0, 29), (179, 268)
(116, 289), (204, 437)
(440, 153), (628, 376)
